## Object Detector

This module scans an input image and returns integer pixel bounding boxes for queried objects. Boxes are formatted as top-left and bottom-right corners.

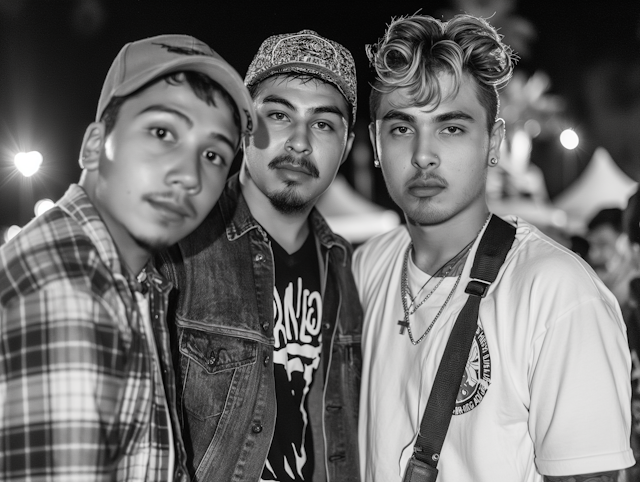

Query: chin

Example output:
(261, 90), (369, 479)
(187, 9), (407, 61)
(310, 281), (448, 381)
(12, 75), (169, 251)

(133, 233), (177, 253)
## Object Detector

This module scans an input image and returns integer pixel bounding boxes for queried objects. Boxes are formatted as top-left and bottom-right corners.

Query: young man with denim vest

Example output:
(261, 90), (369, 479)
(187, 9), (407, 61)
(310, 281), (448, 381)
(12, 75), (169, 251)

(0, 35), (255, 481)
(157, 30), (362, 482)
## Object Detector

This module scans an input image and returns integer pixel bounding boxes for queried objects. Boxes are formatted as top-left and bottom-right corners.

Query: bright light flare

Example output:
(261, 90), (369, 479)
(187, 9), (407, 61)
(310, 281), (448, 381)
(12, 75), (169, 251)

(14, 151), (43, 177)
(5, 225), (21, 242)
(560, 129), (579, 150)
(34, 198), (55, 217)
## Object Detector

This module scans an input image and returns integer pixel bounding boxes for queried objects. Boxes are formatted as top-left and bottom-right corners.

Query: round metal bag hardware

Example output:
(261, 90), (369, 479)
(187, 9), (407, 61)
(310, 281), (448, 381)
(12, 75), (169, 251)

(432, 453), (439, 461)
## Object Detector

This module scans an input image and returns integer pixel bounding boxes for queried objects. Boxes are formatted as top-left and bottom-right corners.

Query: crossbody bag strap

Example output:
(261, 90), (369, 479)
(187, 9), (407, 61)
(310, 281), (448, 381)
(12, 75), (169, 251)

(404, 215), (516, 481)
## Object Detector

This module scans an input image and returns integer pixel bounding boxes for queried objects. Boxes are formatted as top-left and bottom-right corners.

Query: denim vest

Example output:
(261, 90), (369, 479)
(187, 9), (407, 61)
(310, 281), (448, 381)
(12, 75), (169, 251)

(157, 175), (362, 482)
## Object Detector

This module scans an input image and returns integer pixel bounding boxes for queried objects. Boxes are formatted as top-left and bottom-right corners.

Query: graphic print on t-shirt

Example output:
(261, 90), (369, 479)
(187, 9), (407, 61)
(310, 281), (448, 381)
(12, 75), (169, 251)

(453, 324), (491, 415)
(261, 234), (322, 482)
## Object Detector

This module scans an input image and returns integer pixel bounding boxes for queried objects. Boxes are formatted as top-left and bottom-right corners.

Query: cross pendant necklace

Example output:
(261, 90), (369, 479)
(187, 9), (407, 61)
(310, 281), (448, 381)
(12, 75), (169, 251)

(398, 213), (491, 344)
(398, 319), (410, 334)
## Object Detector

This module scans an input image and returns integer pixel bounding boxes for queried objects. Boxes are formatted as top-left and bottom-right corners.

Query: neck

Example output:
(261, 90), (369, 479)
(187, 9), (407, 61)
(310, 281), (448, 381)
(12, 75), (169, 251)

(407, 206), (490, 275)
(240, 169), (312, 254)
(80, 175), (149, 275)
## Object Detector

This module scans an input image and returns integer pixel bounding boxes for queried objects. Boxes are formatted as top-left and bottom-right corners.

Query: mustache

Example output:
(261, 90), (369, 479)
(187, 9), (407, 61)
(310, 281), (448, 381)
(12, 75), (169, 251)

(268, 154), (320, 178)
(407, 170), (448, 187)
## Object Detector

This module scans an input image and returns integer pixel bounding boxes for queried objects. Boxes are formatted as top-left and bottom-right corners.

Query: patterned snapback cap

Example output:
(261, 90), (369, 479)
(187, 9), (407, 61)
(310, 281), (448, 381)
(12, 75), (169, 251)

(245, 29), (357, 125)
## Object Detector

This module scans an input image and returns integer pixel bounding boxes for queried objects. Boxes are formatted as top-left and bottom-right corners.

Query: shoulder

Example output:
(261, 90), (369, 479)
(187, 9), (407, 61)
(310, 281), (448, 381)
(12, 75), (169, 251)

(0, 208), (109, 307)
(352, 225), (409, 295)
(354, 225), (409, 270)
(506, 216), (595, 279)
(498, 216), (616, 308)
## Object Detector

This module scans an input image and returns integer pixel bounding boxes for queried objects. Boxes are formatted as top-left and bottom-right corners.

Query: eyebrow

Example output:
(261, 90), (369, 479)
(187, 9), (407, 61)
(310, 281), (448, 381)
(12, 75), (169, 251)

(381, 110), (415, 123)
(139, 105), (237, 152)
(380, 109), (476, 124)
(433, 110), (476, 123)
(262, 95), (347, 121)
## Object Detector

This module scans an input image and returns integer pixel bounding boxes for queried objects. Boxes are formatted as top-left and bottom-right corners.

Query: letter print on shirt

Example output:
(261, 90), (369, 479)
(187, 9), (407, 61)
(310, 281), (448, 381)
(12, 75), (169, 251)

(261, 233), (322, 482)
(453, 324), (491, 415)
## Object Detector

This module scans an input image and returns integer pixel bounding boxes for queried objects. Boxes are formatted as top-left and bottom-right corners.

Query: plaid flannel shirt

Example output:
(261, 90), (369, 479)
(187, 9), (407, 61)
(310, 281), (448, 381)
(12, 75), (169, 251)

(0, 184), (188, 482)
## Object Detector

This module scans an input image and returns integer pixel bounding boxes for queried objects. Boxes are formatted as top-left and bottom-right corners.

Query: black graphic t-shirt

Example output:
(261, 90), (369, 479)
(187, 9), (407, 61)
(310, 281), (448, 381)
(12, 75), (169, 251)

(261, 233), (323, 482)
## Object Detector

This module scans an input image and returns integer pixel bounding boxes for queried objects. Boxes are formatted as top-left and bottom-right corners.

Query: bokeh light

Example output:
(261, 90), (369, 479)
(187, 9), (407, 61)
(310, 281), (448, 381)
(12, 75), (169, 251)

(559, 129), (579, 150)
(5, 225), (22, 242)
(14, 151), (43, 177)
(34, 198), (55, 217)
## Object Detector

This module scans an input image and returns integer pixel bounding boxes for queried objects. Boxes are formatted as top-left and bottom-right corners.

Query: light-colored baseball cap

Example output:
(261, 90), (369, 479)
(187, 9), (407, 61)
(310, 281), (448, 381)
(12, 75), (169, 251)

(244, 29), (357, 126)
(96, 34), (255, 135)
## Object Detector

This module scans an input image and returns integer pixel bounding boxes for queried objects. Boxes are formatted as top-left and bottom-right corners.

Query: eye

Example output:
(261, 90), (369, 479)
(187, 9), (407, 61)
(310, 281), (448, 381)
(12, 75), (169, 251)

(441, 126), (463, 135)
(150, 127), (176, 142)
(203, 150), (225, 166)
(268, 112), (288, 122)
(391, 125), (412, 135)
(314, 121), (333, 131)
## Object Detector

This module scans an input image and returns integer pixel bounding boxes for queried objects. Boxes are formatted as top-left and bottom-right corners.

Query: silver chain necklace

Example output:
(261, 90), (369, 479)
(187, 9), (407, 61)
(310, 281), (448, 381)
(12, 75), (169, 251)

(397, 214), (492, 345)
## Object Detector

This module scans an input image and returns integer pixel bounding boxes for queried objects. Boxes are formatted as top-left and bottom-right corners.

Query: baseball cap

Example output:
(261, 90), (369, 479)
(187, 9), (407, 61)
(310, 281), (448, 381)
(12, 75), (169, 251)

(244, 29), (357, 126)
(96, 34), (255, 135)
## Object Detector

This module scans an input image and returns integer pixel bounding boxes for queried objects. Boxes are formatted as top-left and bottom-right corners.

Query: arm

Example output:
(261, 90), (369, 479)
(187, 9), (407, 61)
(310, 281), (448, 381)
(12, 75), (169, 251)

(544, 471), (618, 481)
(0, 283), (125, 481)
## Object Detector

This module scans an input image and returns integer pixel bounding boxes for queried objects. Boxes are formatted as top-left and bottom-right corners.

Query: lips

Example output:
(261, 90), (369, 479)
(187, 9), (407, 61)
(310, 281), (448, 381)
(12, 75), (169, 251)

(276, 161), (313, 176)
(146, 195), (195, 220)
(407, 178), (446, 197)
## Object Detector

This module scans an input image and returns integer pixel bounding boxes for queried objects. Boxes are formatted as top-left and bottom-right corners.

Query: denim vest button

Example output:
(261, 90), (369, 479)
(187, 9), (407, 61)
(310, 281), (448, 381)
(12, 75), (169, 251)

(252, 423), (263, 433)
(262, 322), (270, 331)
(264, 355), (270, 366)
(207, 352), (216, 366)
(255, 253), (265, 262)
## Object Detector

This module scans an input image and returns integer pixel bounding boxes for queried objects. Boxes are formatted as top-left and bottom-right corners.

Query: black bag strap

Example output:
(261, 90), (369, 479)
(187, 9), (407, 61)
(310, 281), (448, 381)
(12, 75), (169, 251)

(411, 214), (516, 469)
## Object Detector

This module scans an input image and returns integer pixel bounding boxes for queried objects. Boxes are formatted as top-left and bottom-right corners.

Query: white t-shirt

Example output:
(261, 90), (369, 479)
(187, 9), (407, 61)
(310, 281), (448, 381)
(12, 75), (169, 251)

(353, 215), (634, 482)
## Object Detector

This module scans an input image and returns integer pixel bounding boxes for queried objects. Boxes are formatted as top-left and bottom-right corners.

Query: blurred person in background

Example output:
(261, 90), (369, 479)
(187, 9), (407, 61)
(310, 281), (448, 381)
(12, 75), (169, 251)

(587, 207), (640, 315)
(156, 29), (362, 482)
(0, 34), (254, 481)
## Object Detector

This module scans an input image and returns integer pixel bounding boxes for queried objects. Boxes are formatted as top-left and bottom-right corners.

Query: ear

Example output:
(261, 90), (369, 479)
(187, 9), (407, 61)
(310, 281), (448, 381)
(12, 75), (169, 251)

(340, 131), (356, 165)
(79, 122), (106, 170)
(488, 118), (505, 162)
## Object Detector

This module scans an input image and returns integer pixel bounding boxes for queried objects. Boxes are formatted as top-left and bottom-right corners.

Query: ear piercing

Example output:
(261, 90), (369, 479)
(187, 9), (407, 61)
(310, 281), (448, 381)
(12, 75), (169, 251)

(373, 158), (381, 168)
(489, 157), (498, 166)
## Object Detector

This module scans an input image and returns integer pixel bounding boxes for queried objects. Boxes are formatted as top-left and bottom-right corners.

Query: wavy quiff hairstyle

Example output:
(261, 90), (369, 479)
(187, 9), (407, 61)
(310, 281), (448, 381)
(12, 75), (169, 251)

(367, 14), (516, 132)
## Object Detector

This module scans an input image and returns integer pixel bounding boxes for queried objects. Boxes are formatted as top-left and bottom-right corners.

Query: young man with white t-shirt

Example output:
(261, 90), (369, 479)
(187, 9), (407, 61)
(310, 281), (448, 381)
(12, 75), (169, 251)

(353, 13), (634, 482)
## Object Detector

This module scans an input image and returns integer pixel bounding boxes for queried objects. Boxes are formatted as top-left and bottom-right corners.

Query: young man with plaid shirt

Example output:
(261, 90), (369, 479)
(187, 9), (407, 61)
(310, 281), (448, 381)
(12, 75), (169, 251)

(0, 34), (254, 481)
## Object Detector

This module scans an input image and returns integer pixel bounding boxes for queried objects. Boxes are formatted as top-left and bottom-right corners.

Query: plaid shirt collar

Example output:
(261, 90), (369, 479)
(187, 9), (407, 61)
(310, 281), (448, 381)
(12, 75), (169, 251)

(59, 184), (172, 295)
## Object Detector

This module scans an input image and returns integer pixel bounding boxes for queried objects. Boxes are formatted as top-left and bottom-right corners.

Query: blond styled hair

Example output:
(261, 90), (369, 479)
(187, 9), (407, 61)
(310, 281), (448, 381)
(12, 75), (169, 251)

(367, 14), (516, 132)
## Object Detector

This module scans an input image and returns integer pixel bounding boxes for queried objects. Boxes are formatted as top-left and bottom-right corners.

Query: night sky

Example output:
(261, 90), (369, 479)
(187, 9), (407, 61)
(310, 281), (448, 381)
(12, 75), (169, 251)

(1, 0), (639, 230)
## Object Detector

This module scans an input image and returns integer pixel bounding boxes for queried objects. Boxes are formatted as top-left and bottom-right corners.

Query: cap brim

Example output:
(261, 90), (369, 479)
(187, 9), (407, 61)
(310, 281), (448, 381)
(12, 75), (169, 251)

(102, 56), (255, 134)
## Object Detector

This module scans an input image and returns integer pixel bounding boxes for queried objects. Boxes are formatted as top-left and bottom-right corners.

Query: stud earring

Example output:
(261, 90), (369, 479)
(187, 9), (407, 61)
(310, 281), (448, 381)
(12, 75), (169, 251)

(373, 158), (381, 168)
(489, 157), (498, 166)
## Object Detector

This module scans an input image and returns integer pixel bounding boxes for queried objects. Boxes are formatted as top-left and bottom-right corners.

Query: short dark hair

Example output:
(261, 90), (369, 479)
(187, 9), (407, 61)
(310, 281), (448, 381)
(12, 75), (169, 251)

(367, 14), (516, 133)
(100, 71), (242, 140)
(587, 207), (623, 233)
(247, 73), (354, 132)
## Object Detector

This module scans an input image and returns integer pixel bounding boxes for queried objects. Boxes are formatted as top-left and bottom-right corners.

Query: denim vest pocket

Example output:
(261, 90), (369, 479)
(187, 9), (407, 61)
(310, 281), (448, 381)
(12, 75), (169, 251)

(179, 329), (257, 421)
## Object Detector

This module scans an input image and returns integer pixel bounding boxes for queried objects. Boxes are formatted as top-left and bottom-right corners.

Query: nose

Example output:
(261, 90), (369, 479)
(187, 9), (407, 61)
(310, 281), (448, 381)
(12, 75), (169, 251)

(285, 125), (312, 155)
(166, 153), (202, 195)
(412, 134), (440, 170)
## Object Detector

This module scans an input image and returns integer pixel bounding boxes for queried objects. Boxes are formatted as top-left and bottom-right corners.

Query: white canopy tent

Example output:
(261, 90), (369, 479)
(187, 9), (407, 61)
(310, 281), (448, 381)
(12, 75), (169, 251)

(553, 147), (637, 232)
